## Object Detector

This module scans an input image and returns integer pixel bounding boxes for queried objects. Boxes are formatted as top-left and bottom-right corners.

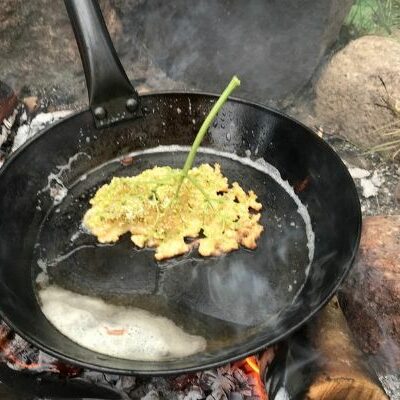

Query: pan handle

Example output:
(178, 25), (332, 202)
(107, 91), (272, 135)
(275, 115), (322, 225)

(64, 0), (142, 128)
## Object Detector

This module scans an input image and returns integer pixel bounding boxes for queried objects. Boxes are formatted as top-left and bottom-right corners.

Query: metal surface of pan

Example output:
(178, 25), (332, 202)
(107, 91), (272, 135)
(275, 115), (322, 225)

(0, 0), (361, 375)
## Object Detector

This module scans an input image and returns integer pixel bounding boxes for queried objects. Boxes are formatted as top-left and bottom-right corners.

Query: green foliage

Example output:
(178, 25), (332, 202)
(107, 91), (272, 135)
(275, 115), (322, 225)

(345, 0), (400, 36)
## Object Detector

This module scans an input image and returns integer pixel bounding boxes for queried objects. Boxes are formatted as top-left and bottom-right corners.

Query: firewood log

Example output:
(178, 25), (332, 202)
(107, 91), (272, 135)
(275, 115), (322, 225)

(305, 298), (388, 400)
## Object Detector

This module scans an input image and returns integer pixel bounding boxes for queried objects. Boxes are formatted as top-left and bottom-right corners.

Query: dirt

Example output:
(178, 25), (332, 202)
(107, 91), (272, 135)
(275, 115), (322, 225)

(325, 135), (400, 216)
(286, 101), (400, 217)
(0, 0), (126, 110)
(0, 0), (353, 109)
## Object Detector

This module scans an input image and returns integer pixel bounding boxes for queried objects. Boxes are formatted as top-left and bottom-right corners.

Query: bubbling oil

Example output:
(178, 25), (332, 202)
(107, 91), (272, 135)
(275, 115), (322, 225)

(35, 146), (316, 359)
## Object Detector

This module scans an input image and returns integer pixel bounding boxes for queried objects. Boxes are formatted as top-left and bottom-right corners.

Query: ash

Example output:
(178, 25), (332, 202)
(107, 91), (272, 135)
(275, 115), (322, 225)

(2, 88), (399, 400)
(322, 135), (399, 216)
(0, 97), (269, 400)
(129, 366), (263, 400)
(0, 104), (73, 168)
(0, 320), (266, 400)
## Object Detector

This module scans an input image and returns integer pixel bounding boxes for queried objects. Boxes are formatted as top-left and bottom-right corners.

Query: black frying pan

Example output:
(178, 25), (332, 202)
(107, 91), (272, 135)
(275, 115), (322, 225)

(0, 0), (361, 375)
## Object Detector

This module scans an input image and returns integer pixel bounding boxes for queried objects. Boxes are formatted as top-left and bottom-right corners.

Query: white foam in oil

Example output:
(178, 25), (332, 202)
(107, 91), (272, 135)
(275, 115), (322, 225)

(39, 285), (206, 361)
(39, 152), (91, 205)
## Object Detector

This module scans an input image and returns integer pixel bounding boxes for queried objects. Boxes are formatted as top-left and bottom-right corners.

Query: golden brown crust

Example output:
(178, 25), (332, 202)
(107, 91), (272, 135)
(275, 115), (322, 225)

(83, 163), (263, 260)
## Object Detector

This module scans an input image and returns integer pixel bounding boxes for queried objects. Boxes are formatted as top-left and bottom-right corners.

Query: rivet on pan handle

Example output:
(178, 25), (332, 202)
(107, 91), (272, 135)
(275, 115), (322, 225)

(64, 0), (143, 128)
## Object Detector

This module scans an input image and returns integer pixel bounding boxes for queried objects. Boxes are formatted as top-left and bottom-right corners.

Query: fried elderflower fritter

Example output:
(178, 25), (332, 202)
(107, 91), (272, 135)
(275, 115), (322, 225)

(83, 163), (263, 261)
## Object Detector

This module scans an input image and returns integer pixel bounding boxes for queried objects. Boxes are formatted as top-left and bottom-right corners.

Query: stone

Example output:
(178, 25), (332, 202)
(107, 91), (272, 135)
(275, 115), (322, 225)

(396, 181), (400, 204)
(98, 0), (124, 39)
(132, 0), (353, 105)
(0, 0), (352, 107)
(0, 0), (124, 108)
(315, 36), (400, 149)
(339, 215), (400, 372)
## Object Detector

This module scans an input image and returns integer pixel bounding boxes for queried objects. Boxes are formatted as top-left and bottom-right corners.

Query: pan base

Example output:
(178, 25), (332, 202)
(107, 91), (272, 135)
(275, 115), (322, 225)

(34, 147), (313, 349)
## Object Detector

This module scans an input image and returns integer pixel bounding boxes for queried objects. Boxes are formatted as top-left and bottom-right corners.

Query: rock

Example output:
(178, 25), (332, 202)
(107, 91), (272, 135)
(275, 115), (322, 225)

(396, 181), (400, 204)
(0, 1), (77, 90)
(0, 0), (124, 108)
(98, 0), (123, 39)
(133, 0), (352, 104)
(339, 215), (400, 372)
(0, 81), (17, 122)
(0, 0), (351, 107)
(315, 36), (400, 149)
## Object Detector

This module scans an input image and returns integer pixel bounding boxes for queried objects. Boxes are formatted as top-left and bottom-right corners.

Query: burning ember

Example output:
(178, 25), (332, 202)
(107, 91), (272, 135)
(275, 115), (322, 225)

(245, 357), (260, 375)
(0, 106), (275, 400)
(0, 321), (80, 375)
(243, 357), (267, 400)
(0, 319), (271, 400)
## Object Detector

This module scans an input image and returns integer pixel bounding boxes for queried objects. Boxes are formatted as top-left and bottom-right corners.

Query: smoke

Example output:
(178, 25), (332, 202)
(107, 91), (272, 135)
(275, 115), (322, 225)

(264, 334), (319, 400)
(0, 0), (352, 113)
(117, 0), (352, 107)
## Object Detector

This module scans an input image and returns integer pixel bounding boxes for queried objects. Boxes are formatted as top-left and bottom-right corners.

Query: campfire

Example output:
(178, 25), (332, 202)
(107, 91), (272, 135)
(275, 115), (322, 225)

(0, 103), (277, 399)
(0, 81), (398, 400)
(1, 1), (400, 399)
(0, 318), (272, 400)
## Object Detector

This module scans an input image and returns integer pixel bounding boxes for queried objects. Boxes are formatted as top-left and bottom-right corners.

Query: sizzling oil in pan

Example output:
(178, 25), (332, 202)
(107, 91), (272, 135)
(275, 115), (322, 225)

(33, 146), (315, 356)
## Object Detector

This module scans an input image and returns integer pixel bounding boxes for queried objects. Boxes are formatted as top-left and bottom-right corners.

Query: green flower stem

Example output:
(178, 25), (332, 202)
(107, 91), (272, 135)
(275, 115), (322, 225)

(175, 76), (241, 196)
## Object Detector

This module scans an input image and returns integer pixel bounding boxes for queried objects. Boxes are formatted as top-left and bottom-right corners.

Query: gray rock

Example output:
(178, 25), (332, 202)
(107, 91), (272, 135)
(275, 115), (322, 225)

(0, 0), (124, 107)
(0, 1), (79, 98)
(315, 35), (400, 149)
(129, 0), (353, 104)
(0, 0), (352, 108)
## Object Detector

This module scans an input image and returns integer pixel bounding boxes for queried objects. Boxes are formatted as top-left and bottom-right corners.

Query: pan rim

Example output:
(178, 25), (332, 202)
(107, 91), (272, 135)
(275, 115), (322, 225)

(0, 91), (362, 376)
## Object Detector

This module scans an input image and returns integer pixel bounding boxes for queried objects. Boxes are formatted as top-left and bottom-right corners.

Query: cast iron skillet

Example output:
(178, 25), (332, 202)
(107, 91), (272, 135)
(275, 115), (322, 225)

(0, 0), (361, 375)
